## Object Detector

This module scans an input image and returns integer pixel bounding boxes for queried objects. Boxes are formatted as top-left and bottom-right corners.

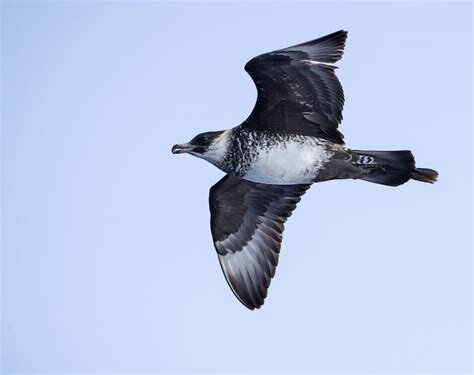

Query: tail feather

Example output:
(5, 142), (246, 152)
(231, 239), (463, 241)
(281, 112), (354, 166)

(411, 168), (438, 183)
(351, 149), (438, 187)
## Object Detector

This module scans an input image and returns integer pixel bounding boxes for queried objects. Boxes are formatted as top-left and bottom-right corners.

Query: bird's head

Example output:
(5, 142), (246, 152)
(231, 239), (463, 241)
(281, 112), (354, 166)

(172, 129), (231, 166)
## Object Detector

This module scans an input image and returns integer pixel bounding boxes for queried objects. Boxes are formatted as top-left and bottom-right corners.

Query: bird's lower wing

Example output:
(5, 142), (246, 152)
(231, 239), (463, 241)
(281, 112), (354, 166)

(209, 175), (310, 309)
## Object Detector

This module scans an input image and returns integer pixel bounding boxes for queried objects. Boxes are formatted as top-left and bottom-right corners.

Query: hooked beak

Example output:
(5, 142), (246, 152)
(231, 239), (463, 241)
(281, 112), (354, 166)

(171, 143), (194, 154)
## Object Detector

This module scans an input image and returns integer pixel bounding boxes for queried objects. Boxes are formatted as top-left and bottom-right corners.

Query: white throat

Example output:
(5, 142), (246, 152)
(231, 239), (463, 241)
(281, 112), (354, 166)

(194, 129), (232, 166)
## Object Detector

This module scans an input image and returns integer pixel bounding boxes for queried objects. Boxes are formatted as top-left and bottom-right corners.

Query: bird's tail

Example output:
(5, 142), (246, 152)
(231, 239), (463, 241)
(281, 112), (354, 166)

(350, 150), (438, 187)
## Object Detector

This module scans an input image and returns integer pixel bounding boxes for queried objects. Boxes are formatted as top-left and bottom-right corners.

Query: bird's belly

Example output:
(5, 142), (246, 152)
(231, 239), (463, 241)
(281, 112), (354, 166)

(241, 139), (334, 184)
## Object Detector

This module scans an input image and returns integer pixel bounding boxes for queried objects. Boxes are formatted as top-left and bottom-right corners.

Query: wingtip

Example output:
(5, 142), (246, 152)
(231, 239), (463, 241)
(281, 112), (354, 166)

(242, 301), (260, 311)
(234, 291), (263, 311)
(321, 29), (348, 49)
(282, 29), (349, 64)
(330, 29), (348, 38)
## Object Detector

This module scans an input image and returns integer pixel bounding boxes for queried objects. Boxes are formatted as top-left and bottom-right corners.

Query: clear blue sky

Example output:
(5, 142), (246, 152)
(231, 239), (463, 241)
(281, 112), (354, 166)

(2, 1), (472, 373)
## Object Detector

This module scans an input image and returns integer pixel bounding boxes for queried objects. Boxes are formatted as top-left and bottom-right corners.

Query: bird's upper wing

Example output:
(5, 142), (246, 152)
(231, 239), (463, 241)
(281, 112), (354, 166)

(242, 30), (347, 144)
(209, 174), (310, 309)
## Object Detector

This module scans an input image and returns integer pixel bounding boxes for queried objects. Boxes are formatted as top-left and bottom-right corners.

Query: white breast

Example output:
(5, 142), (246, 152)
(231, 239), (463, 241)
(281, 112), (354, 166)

(243, 137), (333, 184)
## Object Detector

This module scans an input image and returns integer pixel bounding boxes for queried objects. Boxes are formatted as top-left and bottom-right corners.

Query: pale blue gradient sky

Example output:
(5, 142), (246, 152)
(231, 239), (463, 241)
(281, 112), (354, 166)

(1, 1), (472, 373)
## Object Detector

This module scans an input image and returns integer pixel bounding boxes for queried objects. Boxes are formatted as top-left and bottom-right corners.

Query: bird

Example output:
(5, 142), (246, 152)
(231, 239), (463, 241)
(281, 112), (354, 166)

(171, 30), (438, 310)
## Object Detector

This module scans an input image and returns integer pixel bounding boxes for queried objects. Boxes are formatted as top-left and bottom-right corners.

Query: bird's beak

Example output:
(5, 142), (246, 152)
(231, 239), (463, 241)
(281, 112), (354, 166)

(172, 143), (194, 154)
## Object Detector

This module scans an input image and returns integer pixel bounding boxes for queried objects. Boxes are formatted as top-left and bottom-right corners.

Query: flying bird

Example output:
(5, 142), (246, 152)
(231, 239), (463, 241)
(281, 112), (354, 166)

(172, 30), (438, 310)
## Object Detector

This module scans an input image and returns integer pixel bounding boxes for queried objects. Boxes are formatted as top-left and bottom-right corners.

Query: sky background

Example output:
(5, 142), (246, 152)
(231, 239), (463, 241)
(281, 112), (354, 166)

(1, 1), (472, 374)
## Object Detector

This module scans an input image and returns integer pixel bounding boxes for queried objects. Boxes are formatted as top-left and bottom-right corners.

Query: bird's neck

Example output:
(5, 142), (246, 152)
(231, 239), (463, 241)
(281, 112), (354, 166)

(199, 129), (233, 168)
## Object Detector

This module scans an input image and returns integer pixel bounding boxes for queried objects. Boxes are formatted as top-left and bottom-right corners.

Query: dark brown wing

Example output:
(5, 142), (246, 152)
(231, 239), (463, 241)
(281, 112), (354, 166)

(242, 30), (347, 144)
(209, 175), (310, 309)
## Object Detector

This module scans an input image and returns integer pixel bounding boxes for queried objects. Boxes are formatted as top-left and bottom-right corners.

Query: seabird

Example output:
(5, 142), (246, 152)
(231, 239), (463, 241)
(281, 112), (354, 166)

(172, 30), (438, 310)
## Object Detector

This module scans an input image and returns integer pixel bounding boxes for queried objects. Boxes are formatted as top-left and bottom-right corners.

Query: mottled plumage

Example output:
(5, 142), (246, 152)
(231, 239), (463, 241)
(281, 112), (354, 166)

(172, 30), (438, 310)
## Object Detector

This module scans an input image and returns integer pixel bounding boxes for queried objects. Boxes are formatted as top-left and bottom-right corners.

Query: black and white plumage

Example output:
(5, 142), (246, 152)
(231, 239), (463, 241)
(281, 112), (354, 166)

(172, 31), (438, 310)
(244, 31), (346, 143)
